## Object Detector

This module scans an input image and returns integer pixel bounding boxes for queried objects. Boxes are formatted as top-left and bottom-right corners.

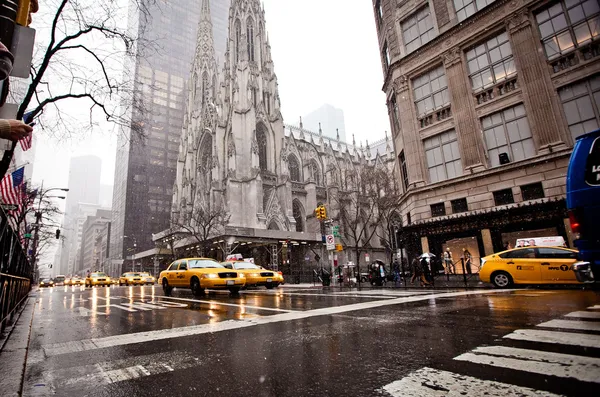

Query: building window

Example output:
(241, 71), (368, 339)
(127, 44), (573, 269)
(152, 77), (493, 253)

(375, 0), (383, 27)
(482, 104), (535, 167)
(256, 125), (268, 171)
(451, 198), (468, 213)
(308, 161), (321, 185)
(382, 42), (390, 69)
(424, 129), (463, 183)
(454, 0), (496, 23)
(399, 150), (409, 191)
(407, 212), (412, 225)
(401, 6), (435, 54)
(521, 182), (545, 201)
(535, 0), (599, 60)
(289, 155), (301, 182)
(466, 31), (516, 92)
(247, 17), (255, 62)
(413, 66), (450, 119)
(558, 74), (600, 141)
(293, 200), (304, 232)
(431, 203), (446, 217)
(235, 19), (242, 63)
(493, 188), (515, 206)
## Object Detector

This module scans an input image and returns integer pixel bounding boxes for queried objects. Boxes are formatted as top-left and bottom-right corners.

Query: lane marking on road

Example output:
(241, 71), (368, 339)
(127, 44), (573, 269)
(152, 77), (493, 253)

(242, 291), (399, 299)
(503, 328), (600, 348)
(537, 319), (600, 332)
(589, 305), (600, 310)
(565, 311), (600, 319)
(454, 346), (600, 383)
(382, 366), (562, 397)
(42, 289), (515, 357)
(25, 351), (204, 395)
(143, 295), (297, 313)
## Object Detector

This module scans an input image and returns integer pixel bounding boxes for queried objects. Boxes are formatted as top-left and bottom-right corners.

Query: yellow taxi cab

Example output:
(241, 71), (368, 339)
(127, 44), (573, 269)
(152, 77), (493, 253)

(85, 272), (112, 287)
(119, 272), (145, 286)
(139, 272), (156, 285)
(479, 246), (582, 288)
(159, 258), (245, 296)
(221, 260), (284, 289)
(66, 277), (84, 286)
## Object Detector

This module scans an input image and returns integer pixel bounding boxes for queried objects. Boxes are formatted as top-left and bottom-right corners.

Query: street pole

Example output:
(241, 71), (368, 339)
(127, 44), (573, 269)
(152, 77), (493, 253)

(30, 181), (44, 282)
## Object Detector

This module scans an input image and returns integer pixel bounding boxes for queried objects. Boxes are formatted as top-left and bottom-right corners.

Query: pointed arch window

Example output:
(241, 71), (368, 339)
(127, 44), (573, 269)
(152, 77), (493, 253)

(235, 19), (242, 63)
(256, 125), (268, 171)
(212, 75), (217, 99)
(293, 200), (304, 232)
(247, 17), (255, 62)
(289, 155), (301, 182)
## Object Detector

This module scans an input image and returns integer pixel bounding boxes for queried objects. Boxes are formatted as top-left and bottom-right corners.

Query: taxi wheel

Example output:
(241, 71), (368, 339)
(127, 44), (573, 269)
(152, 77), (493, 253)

(191, 278), (205, 297)
(228, 287), (241, 294)
(162, 280), (173, 296)
(265, 284), (274, 290)
(491, 271), (513, 288)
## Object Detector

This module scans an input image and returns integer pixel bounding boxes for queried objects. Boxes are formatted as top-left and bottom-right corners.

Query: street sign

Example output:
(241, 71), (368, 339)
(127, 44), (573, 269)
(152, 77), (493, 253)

(332, 225), (340, 237)
(365, 254), (370, 262)
(326, 234), (335, 250)
(1, 204), (18, 211)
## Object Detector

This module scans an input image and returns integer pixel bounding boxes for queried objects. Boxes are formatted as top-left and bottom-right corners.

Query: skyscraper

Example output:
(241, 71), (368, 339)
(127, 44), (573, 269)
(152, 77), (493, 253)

(110, 1), (230, 266)
(58, 155), (101, 275)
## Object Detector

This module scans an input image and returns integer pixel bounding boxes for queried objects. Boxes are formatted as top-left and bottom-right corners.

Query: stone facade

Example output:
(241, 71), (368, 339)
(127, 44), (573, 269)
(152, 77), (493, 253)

(159, 0), (395, 275)
(373, 0), (599, 265)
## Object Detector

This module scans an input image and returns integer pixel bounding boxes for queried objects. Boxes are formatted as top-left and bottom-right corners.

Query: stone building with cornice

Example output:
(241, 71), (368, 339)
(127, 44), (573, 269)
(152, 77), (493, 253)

(373, 0), (599, 268)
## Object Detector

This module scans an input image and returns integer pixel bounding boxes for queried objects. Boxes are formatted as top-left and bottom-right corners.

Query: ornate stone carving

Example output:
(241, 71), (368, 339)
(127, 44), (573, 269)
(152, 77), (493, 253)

(227, 135), (236, 157)
(392, 75), (408, 93)
(506, 9), (531, 32)
(251, 133), (259, 155)
(442, 47), (462, 67)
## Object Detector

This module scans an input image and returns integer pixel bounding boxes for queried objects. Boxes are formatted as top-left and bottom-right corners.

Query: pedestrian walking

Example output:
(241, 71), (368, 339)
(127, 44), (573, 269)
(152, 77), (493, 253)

(421, 257), (433, 285)
(463, 248), (472, 274)
(410, 258), (420, 285)
(443, 248), (454, 274)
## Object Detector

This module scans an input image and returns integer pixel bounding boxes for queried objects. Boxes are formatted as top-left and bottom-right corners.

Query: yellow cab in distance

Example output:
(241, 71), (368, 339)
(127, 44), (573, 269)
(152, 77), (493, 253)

(139, 272), (156, 285)
(221, 260), (284, 289)
(119, 272), (145, 286)
(66, 277), (84, 286)
(159, 258), (245, 296)
(85, 272), (112, 287)
(479, 246), (582, 288)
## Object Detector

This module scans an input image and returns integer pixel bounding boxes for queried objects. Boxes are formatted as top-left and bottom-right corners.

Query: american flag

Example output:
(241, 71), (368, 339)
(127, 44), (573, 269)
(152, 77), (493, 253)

(0, 167), (25, 205)
(19, 133), (32, 151)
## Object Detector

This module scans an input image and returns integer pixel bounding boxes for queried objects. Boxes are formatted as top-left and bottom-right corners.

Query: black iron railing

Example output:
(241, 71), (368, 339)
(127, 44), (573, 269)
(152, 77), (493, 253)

(0, 208), (32, 337)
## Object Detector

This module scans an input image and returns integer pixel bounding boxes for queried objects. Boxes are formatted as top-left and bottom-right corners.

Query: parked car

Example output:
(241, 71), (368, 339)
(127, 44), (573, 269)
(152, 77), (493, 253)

(159, 258), (245, 296)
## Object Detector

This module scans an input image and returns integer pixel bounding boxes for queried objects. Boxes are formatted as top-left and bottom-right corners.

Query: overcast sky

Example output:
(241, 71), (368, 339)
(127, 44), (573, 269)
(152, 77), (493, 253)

(30, 0), (389, 191)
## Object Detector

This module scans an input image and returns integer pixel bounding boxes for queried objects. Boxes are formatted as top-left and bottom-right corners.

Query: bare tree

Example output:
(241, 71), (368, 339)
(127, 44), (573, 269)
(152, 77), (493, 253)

(371, 164), (403, 263)
(1, 0), (159, 177)
(334, 166), (381, 284)
(171, 201), (230, 257)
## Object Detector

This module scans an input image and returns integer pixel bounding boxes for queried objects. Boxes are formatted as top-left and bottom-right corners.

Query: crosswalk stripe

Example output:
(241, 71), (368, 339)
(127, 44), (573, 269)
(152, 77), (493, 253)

(537, 319), (600, 332)
(504, 328), (600, 347)
(588, 305), (600, 310)
(565, 311), (600, 319)
(454, 346), (600, 384)
(382, 367), (562, 397)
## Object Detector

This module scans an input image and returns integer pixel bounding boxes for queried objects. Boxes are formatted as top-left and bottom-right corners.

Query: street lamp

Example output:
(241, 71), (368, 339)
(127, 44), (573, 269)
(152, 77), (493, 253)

(31, 185), (69, 281)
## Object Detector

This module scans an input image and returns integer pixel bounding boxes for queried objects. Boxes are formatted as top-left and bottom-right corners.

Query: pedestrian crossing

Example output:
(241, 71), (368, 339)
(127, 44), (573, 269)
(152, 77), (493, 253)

(382, 305), (600, 396)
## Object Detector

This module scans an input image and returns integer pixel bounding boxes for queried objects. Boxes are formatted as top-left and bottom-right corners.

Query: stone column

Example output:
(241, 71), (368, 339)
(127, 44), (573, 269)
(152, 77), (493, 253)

(507, 10), (568, 151)
(420, 236), (430, 254)
(443, 47), (485, 171)
(394, 76), (426, 187)
(481, 229), (494, 256)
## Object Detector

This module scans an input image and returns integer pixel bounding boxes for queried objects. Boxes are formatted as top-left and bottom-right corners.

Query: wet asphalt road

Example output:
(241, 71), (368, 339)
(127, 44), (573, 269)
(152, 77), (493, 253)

(22, 285), (600, 396)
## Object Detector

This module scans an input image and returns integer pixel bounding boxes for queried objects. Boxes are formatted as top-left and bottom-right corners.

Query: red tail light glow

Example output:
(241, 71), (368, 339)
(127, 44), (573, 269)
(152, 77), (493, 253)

(568, 209), (580, 234)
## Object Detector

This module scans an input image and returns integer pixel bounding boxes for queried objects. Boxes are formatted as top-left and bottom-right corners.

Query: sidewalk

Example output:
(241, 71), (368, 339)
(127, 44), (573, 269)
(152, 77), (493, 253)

(0, 294), (36, 397)
(283, 275), (491, 290)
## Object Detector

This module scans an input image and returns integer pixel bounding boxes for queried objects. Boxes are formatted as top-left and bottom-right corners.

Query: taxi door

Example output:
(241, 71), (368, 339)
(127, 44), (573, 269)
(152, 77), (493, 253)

(176, 260), (189, 287)
(165, 261), (179, 286)
(537, 248), (579, 283)
(500, 248), (542, 283)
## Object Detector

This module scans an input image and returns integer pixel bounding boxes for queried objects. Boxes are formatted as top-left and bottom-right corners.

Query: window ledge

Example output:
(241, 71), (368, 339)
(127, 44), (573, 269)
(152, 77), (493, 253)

(417, 105), (452, 129)
(473, 77), (519, 107)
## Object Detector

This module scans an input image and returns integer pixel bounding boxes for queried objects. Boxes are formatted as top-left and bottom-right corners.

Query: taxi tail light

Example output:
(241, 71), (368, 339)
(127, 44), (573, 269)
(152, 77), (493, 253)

(568, 208), (581, 235)
(277, 271), (283, 275)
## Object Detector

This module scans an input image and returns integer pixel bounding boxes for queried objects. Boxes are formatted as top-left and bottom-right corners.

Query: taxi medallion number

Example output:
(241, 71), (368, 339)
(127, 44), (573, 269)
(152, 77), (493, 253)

(227, 280), (234, 285)
(267, 278), (273, 283)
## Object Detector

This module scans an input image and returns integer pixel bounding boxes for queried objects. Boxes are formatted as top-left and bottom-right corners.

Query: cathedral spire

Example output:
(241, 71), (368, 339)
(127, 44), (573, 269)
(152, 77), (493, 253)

(191, 0), (218, 108)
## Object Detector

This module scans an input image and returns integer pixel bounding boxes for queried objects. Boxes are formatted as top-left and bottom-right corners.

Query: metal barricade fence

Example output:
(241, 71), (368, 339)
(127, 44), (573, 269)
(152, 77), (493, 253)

(0, 208), (32, 336)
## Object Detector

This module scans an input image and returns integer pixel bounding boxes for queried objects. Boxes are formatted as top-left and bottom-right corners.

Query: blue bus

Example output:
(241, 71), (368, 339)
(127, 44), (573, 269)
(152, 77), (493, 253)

(566, 128), (600, 283)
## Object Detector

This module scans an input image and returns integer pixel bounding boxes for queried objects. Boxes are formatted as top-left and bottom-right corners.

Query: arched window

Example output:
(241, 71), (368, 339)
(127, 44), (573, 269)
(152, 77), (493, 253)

(256, 125), (268, 171)
(235, 19), (242, 63)
(199, 134), (213, 191)
(308, 161), (321, 185)
(247, 17), (255, 62)
(293, 200), (304, 232)
(212, 75), (217, 99)
(289, 155), (301, 182)
(267, 221), (280, 230)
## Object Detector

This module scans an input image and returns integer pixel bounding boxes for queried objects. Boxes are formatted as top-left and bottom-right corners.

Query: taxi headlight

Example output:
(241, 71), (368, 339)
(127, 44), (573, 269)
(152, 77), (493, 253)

(249, 273), (260, 277)
(239, 273), (245, 278)
(203, 273), (218, 279)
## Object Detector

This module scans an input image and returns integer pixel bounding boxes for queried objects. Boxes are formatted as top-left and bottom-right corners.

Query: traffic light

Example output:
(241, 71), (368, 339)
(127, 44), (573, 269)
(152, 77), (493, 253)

(16, 0), (38, 27)
(320, 206), (327, 220)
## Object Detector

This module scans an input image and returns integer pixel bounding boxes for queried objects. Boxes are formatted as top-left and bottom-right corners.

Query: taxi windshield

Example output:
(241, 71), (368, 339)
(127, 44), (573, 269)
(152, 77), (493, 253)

(233, 262), (260, 270)
(139, 273), (151, 276)
(124, 273), (140, 277)
(92, 273), (108, 278)
(188, 260), (223, 269)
